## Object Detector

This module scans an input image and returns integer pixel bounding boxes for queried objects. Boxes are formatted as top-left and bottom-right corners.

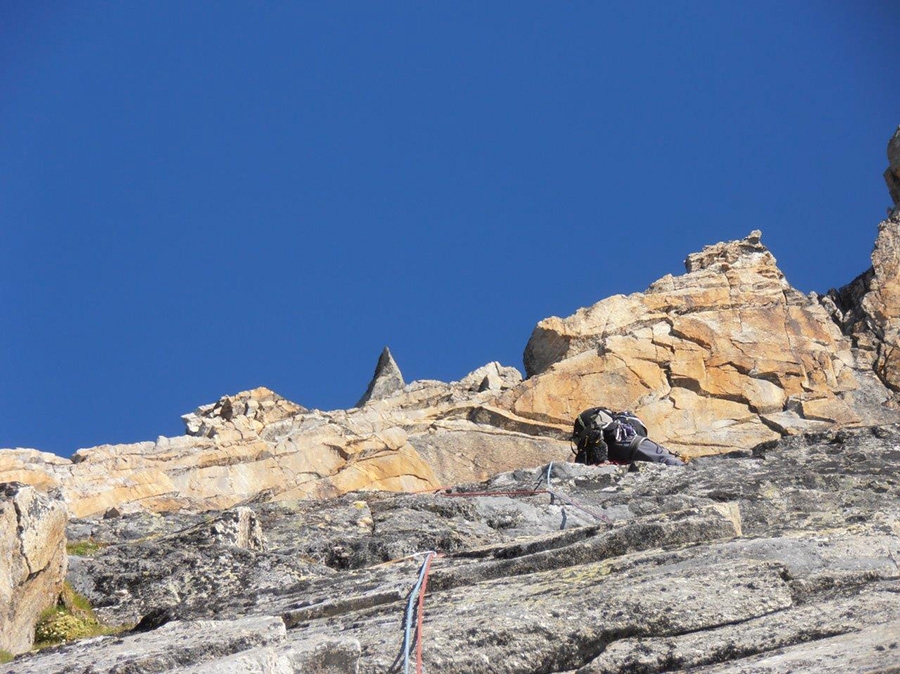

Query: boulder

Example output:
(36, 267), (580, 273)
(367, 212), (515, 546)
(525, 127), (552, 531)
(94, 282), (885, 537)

(0, 483), (68, 655)
(509, 230), (898, 457)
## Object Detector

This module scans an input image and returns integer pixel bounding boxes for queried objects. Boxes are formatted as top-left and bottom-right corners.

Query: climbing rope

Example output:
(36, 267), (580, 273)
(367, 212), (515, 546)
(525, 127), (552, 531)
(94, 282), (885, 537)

(390, 463), (613, 671)
(437, 488), (549, 498)
(537, 461), (613, 524)
(414, 551), (436, 674)
(400, 551), (436, 674)
(434, 462), (612, 524)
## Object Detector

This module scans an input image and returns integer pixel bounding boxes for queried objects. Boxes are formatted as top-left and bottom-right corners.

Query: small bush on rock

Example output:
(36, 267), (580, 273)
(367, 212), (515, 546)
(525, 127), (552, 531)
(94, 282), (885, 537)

(33, 583), (122, 649)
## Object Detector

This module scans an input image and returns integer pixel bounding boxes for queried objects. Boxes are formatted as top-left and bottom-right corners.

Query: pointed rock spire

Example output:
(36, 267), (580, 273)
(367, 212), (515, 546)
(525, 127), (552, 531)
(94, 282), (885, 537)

(356, 347), (405, 406)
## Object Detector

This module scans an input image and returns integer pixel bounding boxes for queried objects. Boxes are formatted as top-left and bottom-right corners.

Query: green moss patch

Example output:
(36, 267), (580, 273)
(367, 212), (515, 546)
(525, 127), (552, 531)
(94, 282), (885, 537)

(33, 583), (124, 649)
(66, 540), (107, 557)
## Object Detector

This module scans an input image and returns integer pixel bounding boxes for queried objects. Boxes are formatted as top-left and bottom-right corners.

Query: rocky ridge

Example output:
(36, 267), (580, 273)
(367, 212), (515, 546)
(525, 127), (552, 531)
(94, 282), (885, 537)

(0, 364), (570, 518)
(10, 139), (900, 517)
(6, 211), (900, 515)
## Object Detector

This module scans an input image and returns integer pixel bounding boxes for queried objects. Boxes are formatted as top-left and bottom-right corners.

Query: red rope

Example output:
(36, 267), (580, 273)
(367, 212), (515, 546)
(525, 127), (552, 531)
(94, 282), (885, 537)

(414, 552), (436, 674)
(437, 489), (549, 498)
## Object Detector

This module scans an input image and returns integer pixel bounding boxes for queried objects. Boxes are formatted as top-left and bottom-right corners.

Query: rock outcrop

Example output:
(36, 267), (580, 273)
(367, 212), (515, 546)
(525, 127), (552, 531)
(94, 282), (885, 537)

(5, 214), (900, 510)
(7, 425), (899, 672)
(510, 230), (897, 457)
(181, 386), (306, 441)
(5, 218), (900, 509)
(0, 483), (68, 655)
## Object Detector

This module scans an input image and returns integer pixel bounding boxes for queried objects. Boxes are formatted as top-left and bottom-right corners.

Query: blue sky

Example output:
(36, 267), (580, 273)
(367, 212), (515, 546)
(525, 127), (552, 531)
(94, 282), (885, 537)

(2, 2), (898, 457)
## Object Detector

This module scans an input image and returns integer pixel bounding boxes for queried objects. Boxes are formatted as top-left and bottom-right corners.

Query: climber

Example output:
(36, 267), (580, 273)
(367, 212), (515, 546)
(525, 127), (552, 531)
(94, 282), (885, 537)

(571, 407), (684, 466)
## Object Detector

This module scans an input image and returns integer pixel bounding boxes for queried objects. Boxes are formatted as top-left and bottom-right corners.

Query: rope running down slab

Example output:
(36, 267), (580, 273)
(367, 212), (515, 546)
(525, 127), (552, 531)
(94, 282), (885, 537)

(394, 463), (612, 671)
(400, 551), (436, 674)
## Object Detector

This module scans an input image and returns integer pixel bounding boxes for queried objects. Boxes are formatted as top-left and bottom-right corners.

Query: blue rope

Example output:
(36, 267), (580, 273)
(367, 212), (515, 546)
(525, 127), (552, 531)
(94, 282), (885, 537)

(402, 552), (434, 674)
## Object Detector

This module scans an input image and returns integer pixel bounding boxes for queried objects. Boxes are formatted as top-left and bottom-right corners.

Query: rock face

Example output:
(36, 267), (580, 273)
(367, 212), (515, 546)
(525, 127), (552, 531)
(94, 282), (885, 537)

(0, 483), (68, 655)
(2, 130), (900, 526)
(0, 386), (454, 517)
(7, 425), (900, 673)
(511, 230), (898, 458)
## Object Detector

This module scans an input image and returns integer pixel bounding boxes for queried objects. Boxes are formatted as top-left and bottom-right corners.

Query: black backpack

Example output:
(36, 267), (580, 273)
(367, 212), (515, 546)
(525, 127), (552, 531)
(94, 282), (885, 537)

(571, 407), (649, 465)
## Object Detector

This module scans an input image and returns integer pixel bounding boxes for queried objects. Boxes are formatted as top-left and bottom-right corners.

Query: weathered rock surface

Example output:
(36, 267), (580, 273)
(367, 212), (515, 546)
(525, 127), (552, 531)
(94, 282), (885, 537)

(5, 425), (899, 672)
(0, 483), (68, 655)
(181, 386), (306, 440)
(512, 230), (899, 458)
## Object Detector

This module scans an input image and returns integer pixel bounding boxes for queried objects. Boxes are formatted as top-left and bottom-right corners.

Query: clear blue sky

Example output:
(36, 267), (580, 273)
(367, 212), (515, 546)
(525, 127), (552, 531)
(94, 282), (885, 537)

(2, 2), (898, 457)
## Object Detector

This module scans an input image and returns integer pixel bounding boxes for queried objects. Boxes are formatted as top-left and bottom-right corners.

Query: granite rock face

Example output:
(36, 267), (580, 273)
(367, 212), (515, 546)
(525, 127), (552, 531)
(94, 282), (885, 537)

(0, 483), (68, 655)
(6, 426), (899, 673)
(0, 387), (441, 517)
(511, 230), (898, 458)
